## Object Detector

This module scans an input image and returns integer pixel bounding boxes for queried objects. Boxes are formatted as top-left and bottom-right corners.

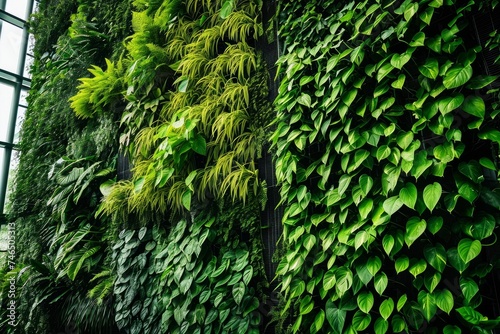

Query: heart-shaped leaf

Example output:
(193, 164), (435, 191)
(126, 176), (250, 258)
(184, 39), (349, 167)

(423, 182), (442, 212)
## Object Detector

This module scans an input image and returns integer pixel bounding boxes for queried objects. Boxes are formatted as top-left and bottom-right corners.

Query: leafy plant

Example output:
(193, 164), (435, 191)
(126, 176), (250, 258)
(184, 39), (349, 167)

(272, 0), (500, 333)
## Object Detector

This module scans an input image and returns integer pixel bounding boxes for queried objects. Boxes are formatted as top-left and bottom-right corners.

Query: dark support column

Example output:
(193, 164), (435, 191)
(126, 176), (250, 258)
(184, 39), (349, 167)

(256, 1), (283, 332)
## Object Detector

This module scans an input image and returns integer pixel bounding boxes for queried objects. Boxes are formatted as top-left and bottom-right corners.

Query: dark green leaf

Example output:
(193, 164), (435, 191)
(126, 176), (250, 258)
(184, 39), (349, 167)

(326, 300), (346, 334)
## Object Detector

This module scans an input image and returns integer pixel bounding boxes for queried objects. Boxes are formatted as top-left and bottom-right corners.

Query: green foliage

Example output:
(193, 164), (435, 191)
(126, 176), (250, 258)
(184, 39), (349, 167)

(112, 201), (265, 333)
(90, 0), (272, 220)
(70, 59), (125, 118)
(273, 0), (500, 333)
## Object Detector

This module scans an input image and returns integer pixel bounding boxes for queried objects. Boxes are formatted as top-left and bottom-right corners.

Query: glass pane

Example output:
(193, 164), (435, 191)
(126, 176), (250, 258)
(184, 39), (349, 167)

(0, 148), (5, 211)
(4, 149), (19, 213)
(0, 21), (23, 74)
(23, 55), (34, 78)
(19, 89), (28, 107)
(5, 0), (30, 20)
(0, 83), (14, 142)
(27, 33), (35, 55)
(13, 106), (25, 144)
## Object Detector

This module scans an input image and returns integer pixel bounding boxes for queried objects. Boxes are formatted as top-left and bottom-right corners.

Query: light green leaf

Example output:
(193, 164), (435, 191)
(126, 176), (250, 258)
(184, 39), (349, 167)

(357, 291), (374, 313)
(460, 277), (479, 303)
(391, 52), (411, 70)
(433, 142), (455, 163)
(311, 309), (325, 333)
(352, 311), (371, 331)
(424, 272), (441, 293)
(367, 256), (382, 276)
(418, 291), (436, 321)
(374, 317), (389, 334)
(447, 248), (468, 273)
(423, 244), (447, 272)
(391, 74), (406, 89)
(382, 234), (394, 256)
(438, 94), (464, 115)
(443, 65), (473, 89)
(423, 182), (442, 212)
(419, 58), (439, 79)
(457, 238), (481, 264)
(298, 94), (312, 107)
(300, 295), (314, 315)
(462, 95), (485, 119)
(178, 77), (189, 92)
(478, 128), (500, 144)
(395, 256), (409, 274)
(374, 272), (388, 295)
(323, 268), (336, 291)
(466, 75), (498, 89)
(405, 217), (426, 247)
(220, 0), (234, 19)
(397, 294), (407, 311)
(435, 289), (454, 314)
(399, 183), (417, 209)
(182, 190), (192, 210)
(409, 259), (427, 277)
(359, 174), (373, 196)
(335, 267), (353, 296)
(383, 196), (403, 215)
(456, 306), (487, 325)
(379, 298), (394, 320)
(232, 281), (245, 305)
(358, 198), (373, 220)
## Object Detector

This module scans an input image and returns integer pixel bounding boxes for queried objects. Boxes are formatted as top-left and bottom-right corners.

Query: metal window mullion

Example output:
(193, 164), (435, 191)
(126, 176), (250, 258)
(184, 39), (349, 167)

(0, 147), (11, 212)
(0, 10), (25, 28)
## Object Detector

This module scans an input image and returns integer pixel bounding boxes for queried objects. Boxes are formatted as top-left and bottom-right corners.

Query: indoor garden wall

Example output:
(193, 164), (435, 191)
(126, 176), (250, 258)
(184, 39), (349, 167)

(1, 0), (500, 334)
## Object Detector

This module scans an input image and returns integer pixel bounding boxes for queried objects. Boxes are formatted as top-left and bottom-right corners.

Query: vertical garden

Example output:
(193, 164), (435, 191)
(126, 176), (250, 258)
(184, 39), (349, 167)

(1, 0), (500, 333)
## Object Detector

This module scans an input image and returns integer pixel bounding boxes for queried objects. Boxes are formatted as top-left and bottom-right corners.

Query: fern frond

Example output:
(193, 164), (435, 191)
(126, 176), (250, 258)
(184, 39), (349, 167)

(167, 179), (189, 212)
(208, 43), (257, 81)
(211, 110), (249, 144)
(219, 80), (249, 110)
(195, 25), (222, 57)
(97, 180), (133, 218)
(196, 72), (226, 95)
(220, 11), (262, 43)
(186, 0), (222, 16)
(177, 51), (210, 80)
(88, 274), (114, 304)
(232, 130), (261, 161)
(135, 126), (160, 158)
(220, 162), (258, 203)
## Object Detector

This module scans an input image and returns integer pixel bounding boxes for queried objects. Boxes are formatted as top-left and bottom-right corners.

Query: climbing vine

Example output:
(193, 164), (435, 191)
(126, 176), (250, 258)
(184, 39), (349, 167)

(273, 0), (500, 333)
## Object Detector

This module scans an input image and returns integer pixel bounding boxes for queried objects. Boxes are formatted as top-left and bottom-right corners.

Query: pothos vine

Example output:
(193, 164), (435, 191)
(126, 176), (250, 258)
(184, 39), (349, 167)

(272, 0), (500, 333)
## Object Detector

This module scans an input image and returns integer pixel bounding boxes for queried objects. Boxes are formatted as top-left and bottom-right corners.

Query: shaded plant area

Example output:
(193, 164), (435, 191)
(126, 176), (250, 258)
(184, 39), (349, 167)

(2, 0), (132, 332)
(2, 0), (271, 333)
(272, 0), (500, 333)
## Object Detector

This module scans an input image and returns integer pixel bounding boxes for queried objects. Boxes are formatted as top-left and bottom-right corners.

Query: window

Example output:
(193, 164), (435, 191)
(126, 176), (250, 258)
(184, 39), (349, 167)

(0, 0), (36, 214)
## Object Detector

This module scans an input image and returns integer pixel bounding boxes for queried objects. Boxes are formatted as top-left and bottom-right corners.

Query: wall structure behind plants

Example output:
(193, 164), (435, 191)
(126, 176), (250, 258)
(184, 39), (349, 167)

(272, 0), (500, 333)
